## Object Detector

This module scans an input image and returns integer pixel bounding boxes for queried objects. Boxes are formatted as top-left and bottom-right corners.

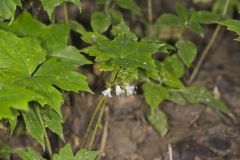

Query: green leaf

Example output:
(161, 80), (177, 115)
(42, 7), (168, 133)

(18, 148), (46, 160)
(0, 0), (21, 20)
(184, 86), (230, 114)
(110, 10), (123, 24)
(156, 14), (184, 27)
(190, 11), (219, 24)
(156, 60), (184, 89)
(68, 20), (86, 34)
(176, 40), (197, 67)
(40, 0), (81, 18)
(49, 46), (92, 65)
(75, 149), (98, 160)
(52, 144), (98, 160)
(82, 35), (161, 71)
(169, 86), (230, 114)
(176, 3), (190, 20)
(0, 11), (69, 52)
(0, 30), (91, 117)
(0, 144), (11, 160)
(162, 55), (185, 78)
(147, 109), (168, 136)
(218, 19), (240, 41)
(91, 11), (111, 33)
(9, 114), (18, 136)
(53, 144), (74, 160)
(188, 21), (204, 36)
(41, 106), (64, 141)
(34, 59), (91, 92)
(111, 20), (137, 40)
(22, 108), (45, 150)
(0, 86), (39, 119)
(143, 82), (169, 110)
(114, 0), (141, 14)
(0, 31), (46, 81)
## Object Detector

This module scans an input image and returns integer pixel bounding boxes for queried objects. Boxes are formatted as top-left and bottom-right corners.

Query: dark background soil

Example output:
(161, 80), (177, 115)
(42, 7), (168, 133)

(0, 0), (240, 160)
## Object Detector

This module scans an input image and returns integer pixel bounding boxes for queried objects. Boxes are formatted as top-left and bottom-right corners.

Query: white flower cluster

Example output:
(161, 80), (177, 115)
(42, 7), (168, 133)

(102, 85), (136, 97)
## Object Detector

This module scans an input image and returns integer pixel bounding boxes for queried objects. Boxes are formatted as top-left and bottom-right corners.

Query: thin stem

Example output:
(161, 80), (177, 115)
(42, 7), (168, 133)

(63, 3), (69, 23)
(88, 100), (106, 149)
(104, 0), (111, 13)
(81, 96), (105, 147)
(82, 70), (118, 148)
(147, 0), (154, 37)
(97, 107), (110, 160)
(188, 0), (230, 84)
(36, 106), (53, 158)
(63, 3), (72, 44)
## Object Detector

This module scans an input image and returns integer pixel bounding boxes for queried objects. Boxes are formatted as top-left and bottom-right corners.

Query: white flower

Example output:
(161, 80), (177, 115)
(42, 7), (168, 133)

(102, 88), (112, 97)
(115, 85), (124, 96)
(125, 85), (135, 95)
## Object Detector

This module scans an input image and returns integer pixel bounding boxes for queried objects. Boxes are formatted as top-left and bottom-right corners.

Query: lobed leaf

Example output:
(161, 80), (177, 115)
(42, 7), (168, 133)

(0, 30), (91, 119)
(53, 144), (98, 160)
(18, 148), (46, 160)
(22, 108), (45, 150)
(82, 34), (162, 71)
(218, 19), (240, 41)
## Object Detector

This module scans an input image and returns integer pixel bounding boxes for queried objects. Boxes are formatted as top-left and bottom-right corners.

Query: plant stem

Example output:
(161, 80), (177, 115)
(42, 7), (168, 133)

(82, 70), (118, 148)
(188, 0), (230, 84)
(147, 0), (154, 37)
(97, 107), (110, 160)
(63, 3), (69, 23)
(88, 100), (106, 149)
(35, 106), (53, 158)
(63, 3), (72, 44)
(81, 96), (105, 147)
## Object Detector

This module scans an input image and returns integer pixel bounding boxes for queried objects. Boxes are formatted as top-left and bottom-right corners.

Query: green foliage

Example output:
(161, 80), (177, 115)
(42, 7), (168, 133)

(40, 0), (81, 18)
(0, 0), (234, 158)
(18, 148), (46, 160)
(176, 40), (197, 67)
(81, 32), (163, 72)
(22, 107), (45, 150)
(156, 3), (220, 36)
(53, 144), (98, 160)
(219, 19), (240, 41)
(147, 109), (168, 136)
(0, 144), (11, 160)
(0, 0), (21, 20)
(168, 86), (230, 115)
(0, 14), (91, 119)
(143, 82), (169, 110)
(91, 11), (111, 33)
(114, 0), (141, 14)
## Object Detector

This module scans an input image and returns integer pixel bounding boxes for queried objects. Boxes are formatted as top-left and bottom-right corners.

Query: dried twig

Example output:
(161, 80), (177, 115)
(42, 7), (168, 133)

(168, 144), (173, 160)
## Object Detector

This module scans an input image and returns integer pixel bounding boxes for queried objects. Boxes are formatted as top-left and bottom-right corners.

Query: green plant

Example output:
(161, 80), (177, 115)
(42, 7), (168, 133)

(0, 0), (239, 159)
